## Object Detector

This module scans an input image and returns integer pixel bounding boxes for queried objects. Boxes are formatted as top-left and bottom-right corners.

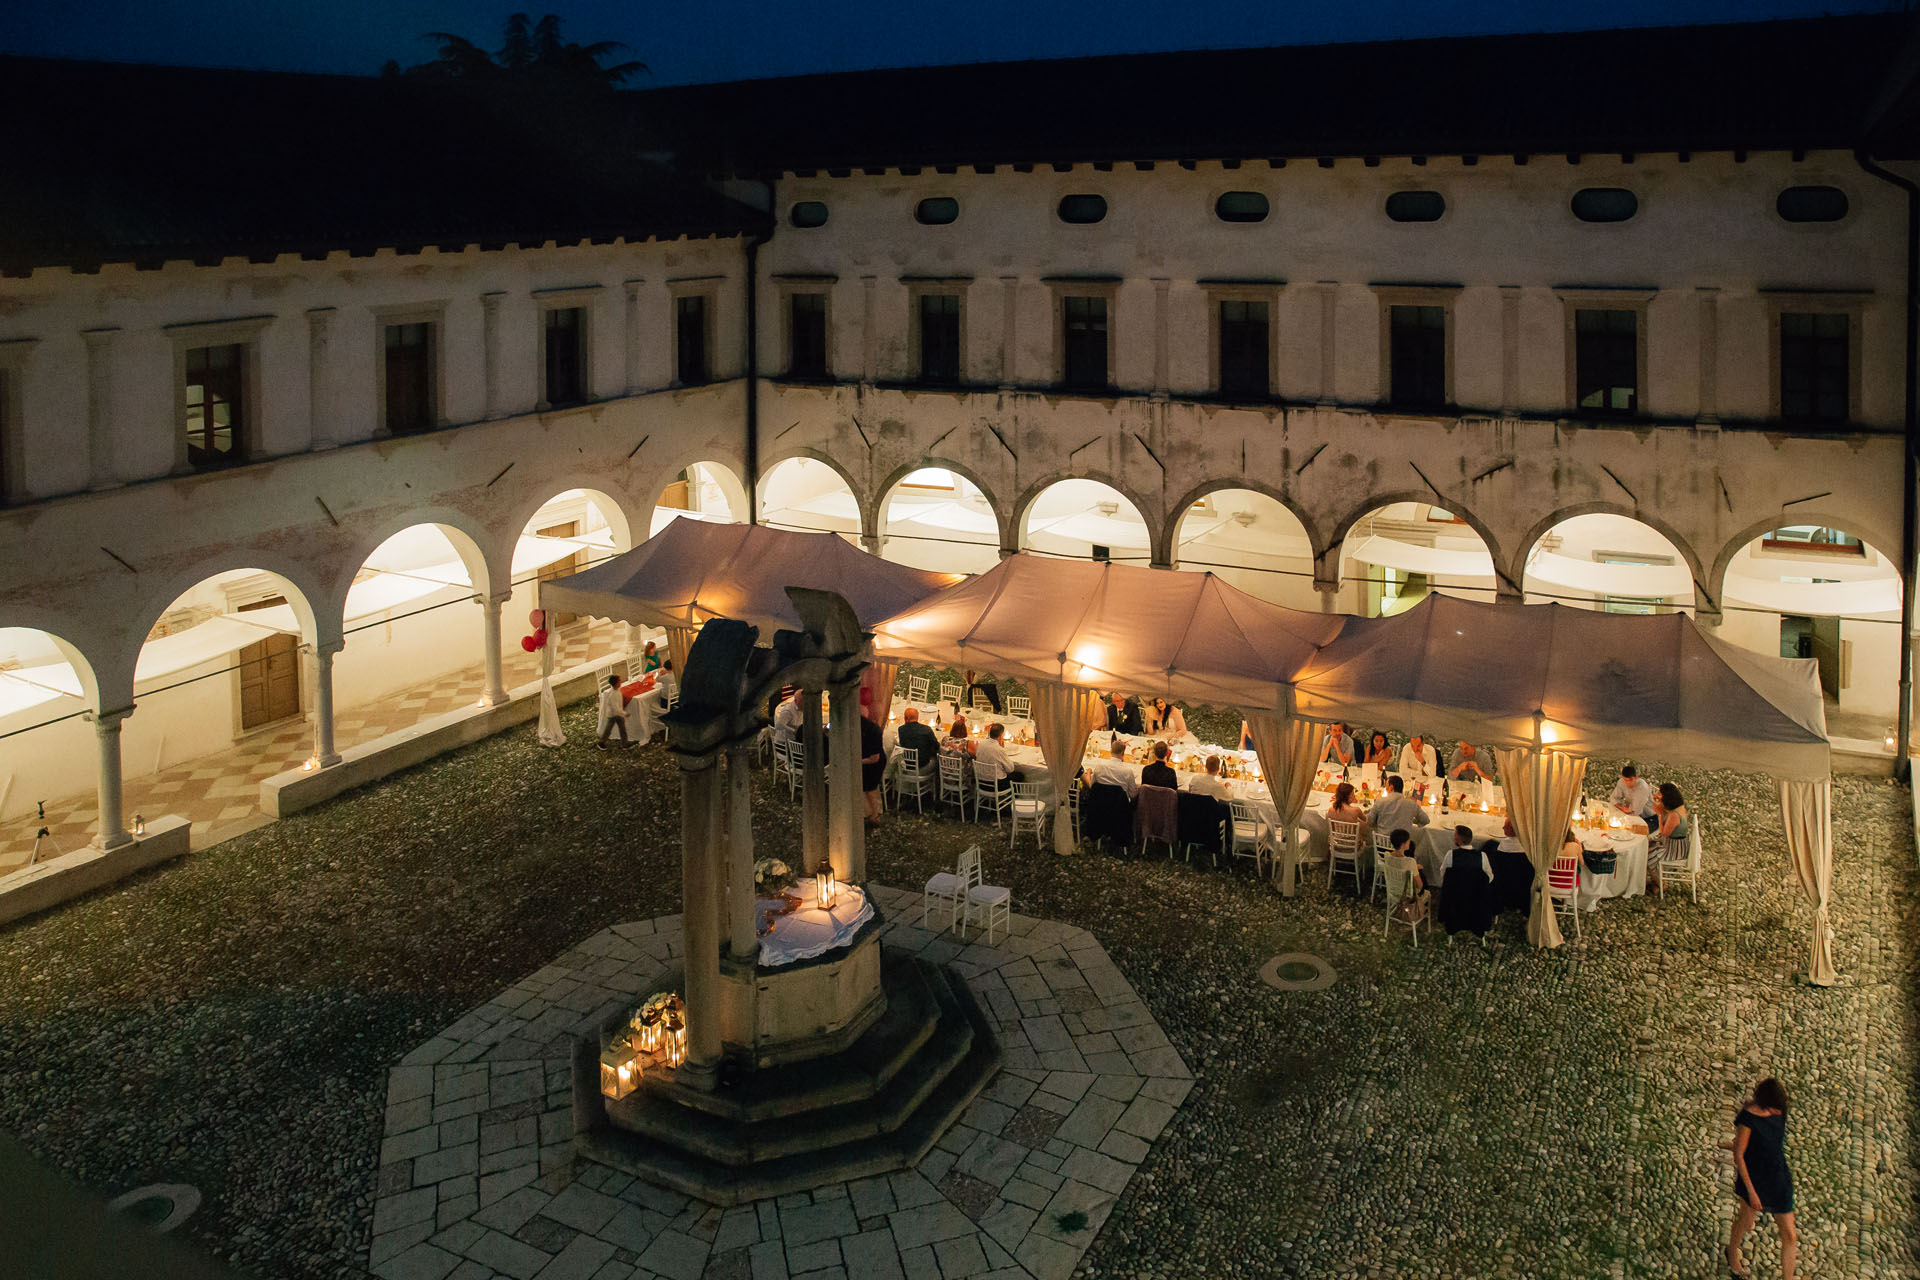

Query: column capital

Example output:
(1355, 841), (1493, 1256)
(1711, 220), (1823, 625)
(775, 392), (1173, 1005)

(475, 590), (514, 607)
(86, 705), (135, 729)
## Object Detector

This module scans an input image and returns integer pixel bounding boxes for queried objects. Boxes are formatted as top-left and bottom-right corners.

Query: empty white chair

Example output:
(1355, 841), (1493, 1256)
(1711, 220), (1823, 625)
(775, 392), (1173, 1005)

(1547, 852), (1583, 941)
(906, 674), (930, 703)
(1380, 854), (1430, 947)
(1368, 829), (1397, 903)
(923, 844), (981, 931)
(971, 689), (995, 714)
(773, 739), (802, 799)
(1226, 800), (1268, 876)
(960, 857), (1011, 943)
(1067, 778), (1081, 844)
(1328, 819), (1365, 892)
(892, 747), (929, 814)
(1005, 694), (1031, 721)
(624, 656), (647, 682)
(1658, 816), (1704, 903)
(974, 772), (1013, 827)
(940, 681), (963, 709)
(1009, 780), (1050, 851)
(937, 752), (970, 819)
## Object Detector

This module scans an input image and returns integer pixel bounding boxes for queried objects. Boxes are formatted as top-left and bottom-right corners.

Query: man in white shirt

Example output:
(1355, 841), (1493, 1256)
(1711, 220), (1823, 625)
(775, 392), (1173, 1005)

(1321, 721), (1356, 767)
(1609, 763), (1655, 819)
(1441, 824), (1493, 880)
(772, 688), (804, 746)
(1397, 734), (1438, 783)
(1367, 775), (1429, 835)
(1081, 744), (1138, 799)
(1186, 755), (1231, 800)
(972, 723), (1015, 787)
(596, 673), (630, 749)
(1495, 816), (1525, 855)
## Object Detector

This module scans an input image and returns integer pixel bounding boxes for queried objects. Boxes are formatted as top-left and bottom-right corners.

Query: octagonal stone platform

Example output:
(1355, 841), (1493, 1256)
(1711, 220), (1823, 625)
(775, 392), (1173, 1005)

(366, 882), (1191, 1280)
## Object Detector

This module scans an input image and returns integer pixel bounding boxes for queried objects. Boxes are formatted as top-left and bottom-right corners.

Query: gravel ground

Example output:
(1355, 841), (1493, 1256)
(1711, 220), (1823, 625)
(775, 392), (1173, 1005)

(0, 694), (1913, 1279)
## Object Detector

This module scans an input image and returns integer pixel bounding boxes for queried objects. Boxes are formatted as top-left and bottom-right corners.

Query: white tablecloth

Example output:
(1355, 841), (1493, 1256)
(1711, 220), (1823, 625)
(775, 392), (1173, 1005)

(756, 884), (873, 967)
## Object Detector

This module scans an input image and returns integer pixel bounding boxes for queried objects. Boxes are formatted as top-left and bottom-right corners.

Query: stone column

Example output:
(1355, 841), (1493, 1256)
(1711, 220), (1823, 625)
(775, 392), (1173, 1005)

(623, 279), (644, 395)
(307, 307), (336, 449)
(827, 680), (863, 882)
(311, 642), (343, 767)
(677, 750), (723, 1090)
(479, 593), (509, 706)
(726, 742), (757, 958)
(998, 275), (1019, 391)
(801, 689), (828, 875)
(92, 707), (133, 850)
(481, 291), (506, 419)
(83, 327), (119, 490)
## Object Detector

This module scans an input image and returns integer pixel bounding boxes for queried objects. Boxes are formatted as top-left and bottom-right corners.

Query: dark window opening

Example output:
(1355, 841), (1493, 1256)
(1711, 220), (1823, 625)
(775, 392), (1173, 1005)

(1574, 308), (1637, 415)
(918, 293), (961, 384)
(1780, 311), (1849, 424)
(1063, 295), (1109, 390)
(788, 292), (828, 380)
(915, 197), (960, 225)
(1057, 194), (1108, 224)
(1218, 299), (1269, 398)
(383, 321), (435, 434)
(1214, 191), (1269, 222)
(1386, 191), (1446, 222)
(1091, 544), (1111, 562)
(1777, 186), (1848, 223)
(675, 294), (709, 386)
(1571, 188), (1639, 222)
(1388, 305), (1446, 409)
(790, 200), (829, 228)
(184, 343), (245, 469)
(543, 307), (586, 406)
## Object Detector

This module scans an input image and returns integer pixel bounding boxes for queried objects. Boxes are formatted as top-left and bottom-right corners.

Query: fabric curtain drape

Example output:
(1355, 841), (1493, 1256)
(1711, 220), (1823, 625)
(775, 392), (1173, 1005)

(666, 625), (699, 674)
(1244, 711), (1320, 897)
(1494, 746), (1589, 948)
(1780, 779), (1837, 986)
(536, 641), (565, 747)
(862, 659), (899, 723)
(1031, 681), (1106, 855)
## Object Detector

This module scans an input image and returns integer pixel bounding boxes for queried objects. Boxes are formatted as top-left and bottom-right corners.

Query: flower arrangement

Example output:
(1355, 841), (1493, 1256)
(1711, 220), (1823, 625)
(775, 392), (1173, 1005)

(753, 857), (792, 892)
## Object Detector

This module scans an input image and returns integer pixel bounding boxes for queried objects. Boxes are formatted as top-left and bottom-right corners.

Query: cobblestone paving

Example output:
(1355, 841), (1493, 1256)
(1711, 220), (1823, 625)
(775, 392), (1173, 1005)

(367, 892), (1187, 1280)
(0, 695), (1911, 1280)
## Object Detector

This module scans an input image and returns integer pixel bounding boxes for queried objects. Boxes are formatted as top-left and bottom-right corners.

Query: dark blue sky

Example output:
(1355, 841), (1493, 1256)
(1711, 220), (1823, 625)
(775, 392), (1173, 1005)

(0, 0), (1894, 85)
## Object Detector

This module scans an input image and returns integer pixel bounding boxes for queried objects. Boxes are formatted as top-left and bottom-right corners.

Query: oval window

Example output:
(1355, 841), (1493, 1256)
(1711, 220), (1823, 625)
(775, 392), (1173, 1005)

(1571, 188), (1638, 223)
(1214, 191), (1269, 223)
(789, 201), (828, 229)
(1385, 191), (1446, 223)
(915, 197), (960, 225)
(1777, 186), (1848, 223)
(1057, 194), (1108, 224)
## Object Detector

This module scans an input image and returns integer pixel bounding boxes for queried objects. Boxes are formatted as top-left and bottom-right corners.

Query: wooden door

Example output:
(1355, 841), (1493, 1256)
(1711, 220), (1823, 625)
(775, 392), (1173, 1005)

(537, 521), (586, 628)
(238, 598), (301, 730)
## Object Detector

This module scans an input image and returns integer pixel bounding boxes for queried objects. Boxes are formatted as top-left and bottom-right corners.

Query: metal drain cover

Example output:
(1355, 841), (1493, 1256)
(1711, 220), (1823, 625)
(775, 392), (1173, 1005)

(1259, 952), (1336, 991)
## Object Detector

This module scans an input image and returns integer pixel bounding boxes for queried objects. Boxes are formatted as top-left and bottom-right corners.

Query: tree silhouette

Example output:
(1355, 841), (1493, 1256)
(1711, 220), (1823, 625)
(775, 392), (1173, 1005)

(383, 12), (647, 89)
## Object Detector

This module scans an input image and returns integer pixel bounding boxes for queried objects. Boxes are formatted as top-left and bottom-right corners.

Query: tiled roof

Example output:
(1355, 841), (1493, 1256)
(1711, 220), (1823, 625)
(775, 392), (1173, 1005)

(0, 58), (769, 274)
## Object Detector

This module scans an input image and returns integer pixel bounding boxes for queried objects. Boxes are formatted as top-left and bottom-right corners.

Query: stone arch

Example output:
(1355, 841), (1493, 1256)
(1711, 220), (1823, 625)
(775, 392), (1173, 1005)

(501, 479), (644, 562)
(1163, 477), (1325, 567)
(758, 449), (873, 543)
(327, 508), (498, 629)
(1709, 510), (1904, 610)
(0, 623), (103, 714)
(1327, 490), (1509, 595)
(1011, 470), (1165, 566)
(1512, 503), (1706, 610)
(649, 458), (750, 531)
(105, 559), (328, 710)
(874, 458), (1014, 560)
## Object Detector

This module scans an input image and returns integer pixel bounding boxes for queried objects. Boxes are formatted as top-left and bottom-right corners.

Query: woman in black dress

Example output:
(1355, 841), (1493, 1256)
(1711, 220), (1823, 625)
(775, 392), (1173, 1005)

(859, 711), (886, 825)
(1728, 1077), (1797, 1280)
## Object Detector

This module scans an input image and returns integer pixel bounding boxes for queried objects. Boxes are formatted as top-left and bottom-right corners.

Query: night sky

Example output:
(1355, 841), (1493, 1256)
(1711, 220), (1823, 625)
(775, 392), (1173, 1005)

(0, 0), (1894, 86)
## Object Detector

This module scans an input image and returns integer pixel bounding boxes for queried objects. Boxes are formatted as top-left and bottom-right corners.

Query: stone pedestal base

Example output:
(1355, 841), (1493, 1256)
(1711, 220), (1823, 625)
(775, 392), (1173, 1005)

(715, 925), (885, 1068)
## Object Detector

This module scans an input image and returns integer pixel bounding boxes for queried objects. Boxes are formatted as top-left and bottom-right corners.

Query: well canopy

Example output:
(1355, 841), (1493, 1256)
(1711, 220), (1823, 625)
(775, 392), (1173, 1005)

(871, 555), (1348, 710)
(537, 517), (960, 638)
(1292, 594), (1830, 780)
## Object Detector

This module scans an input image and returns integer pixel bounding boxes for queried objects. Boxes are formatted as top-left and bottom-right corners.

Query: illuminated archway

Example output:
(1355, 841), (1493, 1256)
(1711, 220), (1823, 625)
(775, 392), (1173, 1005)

(879, 466), (1002, 574)
(1169, 487), (1319, 609)
(1520, 514), (1696, 614)
(651, 461), (748, 537)
(760, 456), (862, 543)
(1018, 478), (1150, 563)
(1337, 501), (1497, 616)
(516, 488), (634, 669)
(0, 626), (101, 871)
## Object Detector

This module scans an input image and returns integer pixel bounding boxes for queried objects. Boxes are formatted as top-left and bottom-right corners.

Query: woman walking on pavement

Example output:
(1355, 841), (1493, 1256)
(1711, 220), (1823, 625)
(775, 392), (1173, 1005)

(1728, 1076), (1797, 1279)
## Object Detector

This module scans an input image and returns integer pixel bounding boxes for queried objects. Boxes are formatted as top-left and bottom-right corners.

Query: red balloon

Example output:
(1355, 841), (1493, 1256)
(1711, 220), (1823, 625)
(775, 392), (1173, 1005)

(521, 635), (538, 652)
(528, 609), (545, 629)
(533, 628), (549, 647)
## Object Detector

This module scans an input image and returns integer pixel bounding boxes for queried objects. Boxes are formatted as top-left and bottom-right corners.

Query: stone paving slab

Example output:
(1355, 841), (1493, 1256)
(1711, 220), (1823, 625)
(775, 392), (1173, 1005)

(368, 883), (1187, 1280)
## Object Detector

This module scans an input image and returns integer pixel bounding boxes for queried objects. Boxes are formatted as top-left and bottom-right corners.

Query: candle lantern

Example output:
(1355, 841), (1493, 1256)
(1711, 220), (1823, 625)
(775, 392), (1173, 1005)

(818, 868), (838, 909)
(132, 814), (146, 837)
(638, 1006), (661, 1056)
(664, 1011), (687, 1068)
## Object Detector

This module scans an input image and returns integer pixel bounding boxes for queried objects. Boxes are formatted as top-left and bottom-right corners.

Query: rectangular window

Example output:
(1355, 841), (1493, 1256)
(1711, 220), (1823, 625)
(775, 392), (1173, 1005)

(543, 307), (586, 406)
(676, 294), (709, 385)
(1780, 311), (1849, 423)
(918, 293), (961, 384)
(1574, 308), (1637, 415)
(1218, 300), (1270, 398)
(383, 321), (435, 434)
(789, 292), (828, 379)
(1062, 295), (1108, 390)
(1388, 305), (1446, 408)
(184, 343), (246, 469)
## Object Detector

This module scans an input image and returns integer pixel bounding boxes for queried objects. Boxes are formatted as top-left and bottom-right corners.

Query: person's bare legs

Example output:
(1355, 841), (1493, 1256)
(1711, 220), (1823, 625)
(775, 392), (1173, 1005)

(864, 790), (882, 823)
(1776, 1211), (1798, 1280)
(1728, 1201), (1758, 1274)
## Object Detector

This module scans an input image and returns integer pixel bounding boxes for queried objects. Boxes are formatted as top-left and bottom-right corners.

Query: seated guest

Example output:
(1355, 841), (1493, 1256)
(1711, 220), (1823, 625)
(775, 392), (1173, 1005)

(1141, 741), (1178, 790)
(896, 706), (940, 776)
(1321, 721), (1356, 768)
(963, 667), (1002, 713)
(1650, 782), (1690, 887)
(772, 688), (804, 746)
(1186, 754), (1231, 799)
(640, 639), (662, 673)
(1447, 740), (1495, 786)
(973, 723), (1018, 793)
(1082, 743), (1139, 799)
(1105, 691), (1144, 735)
(942, 719), (973, 756)
(1367, 774), (1429, 836)
(1485, 817), (1534, 915)
(1364, 731), (1394, 769)
(1439, 824), (1497, 938)
(1327, 780), (1365, 830)
(1398, 733), (1438, 783)
(1495, 816), (1525, 854)
(1610, 763), (1655, 820)
(1148, 697), (1189, 739)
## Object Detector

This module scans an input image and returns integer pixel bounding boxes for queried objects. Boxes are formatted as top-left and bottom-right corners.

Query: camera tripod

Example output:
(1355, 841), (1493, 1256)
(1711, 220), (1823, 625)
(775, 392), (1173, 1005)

(26, 801), (62, 868)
